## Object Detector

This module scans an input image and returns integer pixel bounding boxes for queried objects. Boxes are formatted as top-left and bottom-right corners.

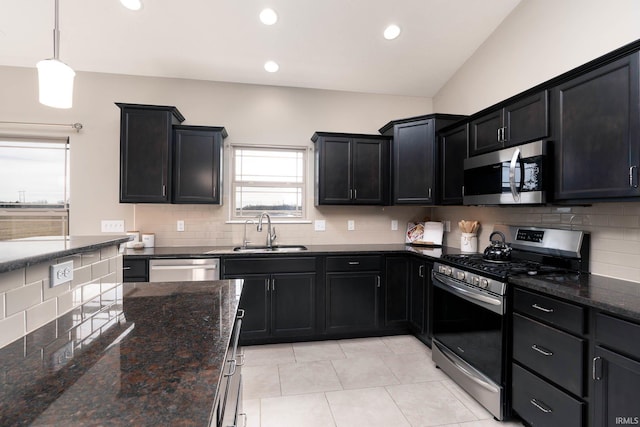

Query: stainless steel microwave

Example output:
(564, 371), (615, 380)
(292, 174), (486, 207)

(463, 140), (549, 205)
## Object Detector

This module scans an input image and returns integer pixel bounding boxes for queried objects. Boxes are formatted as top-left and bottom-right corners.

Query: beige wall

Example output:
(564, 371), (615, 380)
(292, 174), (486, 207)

(0, 66), (432, 244)
(432, 0), (640, 283)
(434, 0), (640, 114)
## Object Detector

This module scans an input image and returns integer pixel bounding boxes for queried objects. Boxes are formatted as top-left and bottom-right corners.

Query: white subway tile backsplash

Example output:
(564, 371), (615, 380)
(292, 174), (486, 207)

(100, 245), (117, 259)
(91, 260), (109, 280)
(81, 251), (100, 266)
(0, 268), (25, 292)
(6, 282), (42, 317)
(72, 265), (92, 288)
(82, 282), (102, 303)
(26, 299), (57, 333)
(0, 312), (25, 349)
(43, 279), (69, 300)
(57, 292), (73, 315)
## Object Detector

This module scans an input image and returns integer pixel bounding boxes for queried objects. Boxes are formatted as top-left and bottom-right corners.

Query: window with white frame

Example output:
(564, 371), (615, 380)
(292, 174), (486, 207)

(0, 137), (69, 239)
(232, 146), (305, 219)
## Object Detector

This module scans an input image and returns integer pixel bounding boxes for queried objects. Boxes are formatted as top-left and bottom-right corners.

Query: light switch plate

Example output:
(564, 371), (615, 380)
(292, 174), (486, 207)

(101, 220), (124, 233)
(50, 260), (74, 288)
(347, 220), (355, 231)
(391, 220), (398, 231)
(314, 220), (326, 231)
(177, 220), (185, 232)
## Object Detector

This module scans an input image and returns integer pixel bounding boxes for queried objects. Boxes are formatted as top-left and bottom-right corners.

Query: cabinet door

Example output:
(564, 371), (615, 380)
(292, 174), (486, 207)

(352, 138), (389, 205)
(593, 346), (640, 427)
(123, 258), (148, 282)
(504, 90), (549, 147)
(234, 274), (270, 341)
(325, 272), (379, 333)
(317, 136), (352, 204)
(384, 256), (409, 328)
(119, 107), (176, 203)
(393, 119), (436, 204)
(553, 53), (640, 200)
(439, 124), (468, 205)
(271, 272), (316, 337)
(173, 126), (224, 204)
(469, 109), (503, 156)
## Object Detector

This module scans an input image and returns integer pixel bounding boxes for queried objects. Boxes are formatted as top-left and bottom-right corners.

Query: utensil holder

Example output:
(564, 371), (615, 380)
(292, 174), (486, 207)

(461, 233), (478, 253)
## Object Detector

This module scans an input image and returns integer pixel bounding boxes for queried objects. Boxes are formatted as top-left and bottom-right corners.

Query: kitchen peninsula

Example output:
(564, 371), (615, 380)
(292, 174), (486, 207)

(0, 236), (244, 427)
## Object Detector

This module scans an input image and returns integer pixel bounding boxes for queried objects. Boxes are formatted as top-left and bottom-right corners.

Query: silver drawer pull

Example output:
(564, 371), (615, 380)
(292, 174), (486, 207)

(348, 261), (360, 265)
(237, 352), (245, 367)
(237, 309), (245, 319)
(531, 344), (553, 356)
(532, 303), (554, 313)
(224, 359), (237, 377)
(530, 398), (553, 413)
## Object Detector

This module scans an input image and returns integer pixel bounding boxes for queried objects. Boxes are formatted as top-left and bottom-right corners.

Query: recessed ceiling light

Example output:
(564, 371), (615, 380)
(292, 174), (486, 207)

(264, 60), (279, 73)
(383, 24), (401, 40)
(120, 0), (143, 11)
(259, 8), (278, 25)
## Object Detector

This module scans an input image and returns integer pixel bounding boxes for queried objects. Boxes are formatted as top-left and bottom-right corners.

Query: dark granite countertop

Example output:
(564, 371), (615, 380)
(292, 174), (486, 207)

(510, 273), (640, 322)
(0, 279), (243, 427)
(123, 243), (457, 259)
(0, 235), (132, 273)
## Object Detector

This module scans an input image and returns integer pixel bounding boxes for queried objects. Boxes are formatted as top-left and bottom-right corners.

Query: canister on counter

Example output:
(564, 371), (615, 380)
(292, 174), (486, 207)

(126, 231), (140, 248)
(141, 233), (155, 248)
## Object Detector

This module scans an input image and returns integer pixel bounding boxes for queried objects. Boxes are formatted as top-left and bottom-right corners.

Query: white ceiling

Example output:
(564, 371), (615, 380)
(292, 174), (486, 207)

(0, 0), (522, 97)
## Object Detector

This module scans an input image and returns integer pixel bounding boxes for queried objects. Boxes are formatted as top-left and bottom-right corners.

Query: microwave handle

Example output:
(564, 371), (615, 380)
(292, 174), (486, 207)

(509, 148), (521, 202)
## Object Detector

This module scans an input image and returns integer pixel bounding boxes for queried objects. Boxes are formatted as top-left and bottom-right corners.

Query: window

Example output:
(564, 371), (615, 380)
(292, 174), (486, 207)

(232, 146), (305, 219)
(0, 138), (69, 239)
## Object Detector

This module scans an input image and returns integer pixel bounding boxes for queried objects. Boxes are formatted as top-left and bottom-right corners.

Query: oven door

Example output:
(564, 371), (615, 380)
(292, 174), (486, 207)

(463, 140), (548, 205)
(431, 270), (506, 420)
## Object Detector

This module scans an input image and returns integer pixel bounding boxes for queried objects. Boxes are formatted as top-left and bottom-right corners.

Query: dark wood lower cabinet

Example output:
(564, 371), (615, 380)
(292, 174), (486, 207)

(384, 256), (409, 328)
(409, 259), (432, 345)
(325, 272), (379, 333)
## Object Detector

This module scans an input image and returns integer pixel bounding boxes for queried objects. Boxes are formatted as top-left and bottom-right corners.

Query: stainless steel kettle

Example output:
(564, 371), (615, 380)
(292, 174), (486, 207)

(483, 231), (512, 262)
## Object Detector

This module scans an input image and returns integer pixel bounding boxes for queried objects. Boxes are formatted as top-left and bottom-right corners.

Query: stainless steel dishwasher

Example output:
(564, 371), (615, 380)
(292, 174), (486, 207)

(148, 258), (220, 282)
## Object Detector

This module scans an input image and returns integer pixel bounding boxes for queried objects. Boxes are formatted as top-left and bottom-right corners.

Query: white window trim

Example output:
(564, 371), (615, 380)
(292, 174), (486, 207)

(228, 144), (310, 223)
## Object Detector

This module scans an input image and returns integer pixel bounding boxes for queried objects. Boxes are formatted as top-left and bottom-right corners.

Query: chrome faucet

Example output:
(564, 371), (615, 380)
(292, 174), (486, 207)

(242, 219), (255, 249)
(257, 212), (277, 248)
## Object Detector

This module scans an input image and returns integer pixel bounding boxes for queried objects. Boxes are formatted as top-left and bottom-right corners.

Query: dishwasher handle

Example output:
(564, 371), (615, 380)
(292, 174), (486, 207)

(149, 265), (218, 270)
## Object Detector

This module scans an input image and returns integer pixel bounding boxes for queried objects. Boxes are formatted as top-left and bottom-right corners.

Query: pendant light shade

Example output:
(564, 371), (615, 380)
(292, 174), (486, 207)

(38, 0), (75, 109)
(37, 58), (75, 109)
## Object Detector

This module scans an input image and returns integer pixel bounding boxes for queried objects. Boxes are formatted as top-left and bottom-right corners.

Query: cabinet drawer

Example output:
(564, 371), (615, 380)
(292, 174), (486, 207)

(326, 255), (381, 272)
(512, 363), (584, 427)
(224, 257), (316, 275)
(513, 313), (585, 396)
(514, 288), (585, 334)
(596, 312), (640, 359)
(123, 258), (148, 282)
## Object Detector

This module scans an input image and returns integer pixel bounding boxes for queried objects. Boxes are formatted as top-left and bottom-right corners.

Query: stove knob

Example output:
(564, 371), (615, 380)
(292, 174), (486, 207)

(456, 271), (466, 280)
(480, 279), (489, 289)
(472, 276), (480, 286)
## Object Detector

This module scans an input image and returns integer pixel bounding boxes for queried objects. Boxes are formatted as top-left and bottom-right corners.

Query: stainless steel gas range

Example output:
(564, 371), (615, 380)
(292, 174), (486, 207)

(431, 225), (590, 421)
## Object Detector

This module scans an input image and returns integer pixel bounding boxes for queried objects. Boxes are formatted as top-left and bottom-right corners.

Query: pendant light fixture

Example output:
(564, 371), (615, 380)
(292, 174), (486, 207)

(37, 0), (75, 109)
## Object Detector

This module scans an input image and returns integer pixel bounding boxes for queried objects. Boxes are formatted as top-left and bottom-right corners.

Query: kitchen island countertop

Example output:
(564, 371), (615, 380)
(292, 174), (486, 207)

(0, 279), (243, 427)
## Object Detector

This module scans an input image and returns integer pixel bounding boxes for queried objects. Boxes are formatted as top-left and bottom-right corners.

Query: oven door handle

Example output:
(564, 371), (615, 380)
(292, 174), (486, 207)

(434, 340), (501, 393)
(433, 272), (503, 313)
(509, 147), (521, 202)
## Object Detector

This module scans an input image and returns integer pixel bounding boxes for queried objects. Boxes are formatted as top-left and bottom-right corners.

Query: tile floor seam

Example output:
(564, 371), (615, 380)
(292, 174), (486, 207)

(380, 384), (414, 427)
(328, 359), (347, 391)
(322, 392), (339, 427)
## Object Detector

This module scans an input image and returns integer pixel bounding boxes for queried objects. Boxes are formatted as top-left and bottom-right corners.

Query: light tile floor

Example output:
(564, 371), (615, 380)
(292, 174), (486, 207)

(242, 335), (524, 427)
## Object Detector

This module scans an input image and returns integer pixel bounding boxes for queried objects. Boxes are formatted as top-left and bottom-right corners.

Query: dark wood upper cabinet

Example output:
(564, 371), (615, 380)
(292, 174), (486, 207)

(118, 103), (185, 203)
(117, 103), (227, 204)
(552, 52), (640, 201)
(312, 132), (390, 205)
(173, 125), (227, 204)
(379, 114), (466, 205)
(469, 90), (549, 156)
(439, 123), (468, 205)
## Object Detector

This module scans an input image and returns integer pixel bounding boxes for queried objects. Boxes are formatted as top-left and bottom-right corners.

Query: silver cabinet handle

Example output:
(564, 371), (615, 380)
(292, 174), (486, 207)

(265, 279), (270, 292)
(418, 264), (424, 278)
(530, 398), (552, 413)
(272, 278), (275, 292)
(123, 266), (131, 270)
(376, 276), (381, 288)
(348, 261), (360, 265)
(237, 309), (245, 319)
(428, 187), (432, 199)
(224, 359), (237, 377)
(162, 184), (166, 197)
(497, 128), (501, 142)
(630, 165), (638, 188)
(354, 189), (357, 199)
(531, 344), (553, 356)
(532, 303), (554, 313)
(349, 189), (353, 200)
(593, 356), (602, 380)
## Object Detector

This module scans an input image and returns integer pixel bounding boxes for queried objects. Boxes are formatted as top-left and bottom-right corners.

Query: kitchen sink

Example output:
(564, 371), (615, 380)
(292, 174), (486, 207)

(232, 245), (308, 253)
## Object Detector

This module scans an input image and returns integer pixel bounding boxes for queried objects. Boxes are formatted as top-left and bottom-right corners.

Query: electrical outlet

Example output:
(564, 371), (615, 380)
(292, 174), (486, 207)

(177, 220), (185, 232)
(50, 260), (74, 288)
(314, 220), (326, 231)
(347, 220), (355, 231)
(391, 220), (398, 231)
(101, 220), (124, 233)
